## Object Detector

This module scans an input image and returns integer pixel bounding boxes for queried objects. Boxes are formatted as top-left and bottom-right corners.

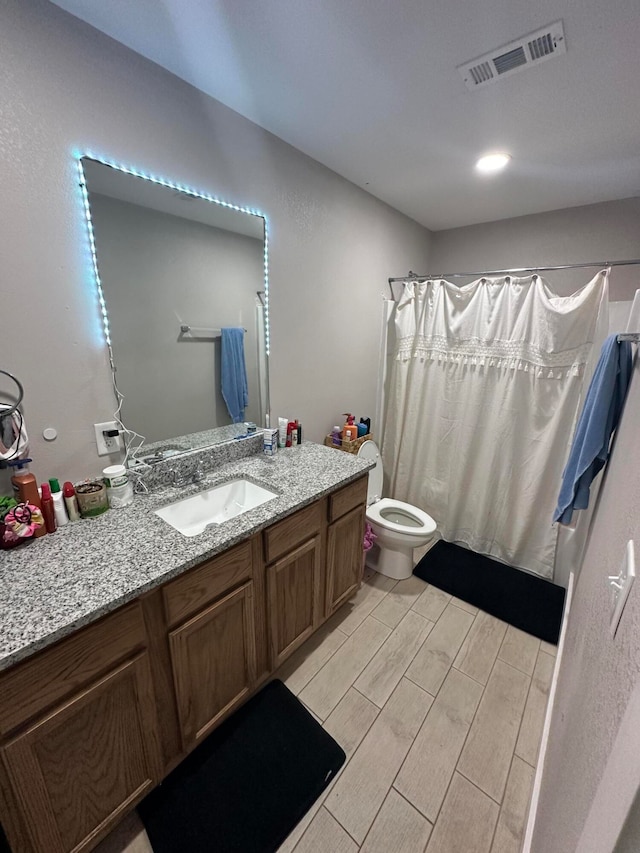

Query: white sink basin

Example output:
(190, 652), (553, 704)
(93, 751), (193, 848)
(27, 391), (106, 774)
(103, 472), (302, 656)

(155, 478), (278, 537)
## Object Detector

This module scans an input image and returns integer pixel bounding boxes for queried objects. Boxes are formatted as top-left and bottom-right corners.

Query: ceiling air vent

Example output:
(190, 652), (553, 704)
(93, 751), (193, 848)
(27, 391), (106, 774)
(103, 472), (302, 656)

(458, 20), (566, 90)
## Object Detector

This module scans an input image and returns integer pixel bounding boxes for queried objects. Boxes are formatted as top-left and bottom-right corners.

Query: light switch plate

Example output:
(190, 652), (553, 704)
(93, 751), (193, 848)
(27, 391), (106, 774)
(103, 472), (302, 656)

(609, 540), (635, 637)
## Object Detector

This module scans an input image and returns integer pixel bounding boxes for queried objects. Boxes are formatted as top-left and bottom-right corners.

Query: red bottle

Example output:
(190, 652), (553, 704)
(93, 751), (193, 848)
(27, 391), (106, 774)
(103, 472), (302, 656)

(40, 482), (57, 534)
(10, 472), (46, 538)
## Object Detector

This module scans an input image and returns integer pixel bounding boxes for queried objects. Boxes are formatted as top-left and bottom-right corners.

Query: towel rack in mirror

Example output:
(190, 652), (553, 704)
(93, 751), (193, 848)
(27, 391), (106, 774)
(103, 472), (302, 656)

(179, 324), (247, 340)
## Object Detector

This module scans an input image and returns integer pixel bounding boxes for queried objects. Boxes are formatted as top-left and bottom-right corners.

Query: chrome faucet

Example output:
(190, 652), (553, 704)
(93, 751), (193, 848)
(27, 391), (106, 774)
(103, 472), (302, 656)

(169, 460), (205, 488)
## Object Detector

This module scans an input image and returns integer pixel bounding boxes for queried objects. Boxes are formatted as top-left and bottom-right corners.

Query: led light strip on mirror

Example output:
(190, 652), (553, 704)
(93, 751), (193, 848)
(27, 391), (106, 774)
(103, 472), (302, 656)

(75, 151), (270, 357)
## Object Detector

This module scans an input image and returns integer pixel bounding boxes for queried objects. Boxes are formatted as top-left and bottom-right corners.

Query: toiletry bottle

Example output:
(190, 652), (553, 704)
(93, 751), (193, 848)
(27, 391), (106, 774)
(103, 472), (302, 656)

(63, 482), (80, 521)
(48, 478), (69, 526)
(342, 414), (358, 443)
(40, 483), (57, 533)
(103, 464), (134, 508)
(331, 426), (342, 446)
(357, 420), (367, 438)
(10, 469), (46, 538)
(297, 423), (302, 445)
(286, 421), (295, 448)
(8, 457), (31, 486)
(278, 417), (288, 449)
(360, 417), (371, 435)
(9, 459), (32, 500)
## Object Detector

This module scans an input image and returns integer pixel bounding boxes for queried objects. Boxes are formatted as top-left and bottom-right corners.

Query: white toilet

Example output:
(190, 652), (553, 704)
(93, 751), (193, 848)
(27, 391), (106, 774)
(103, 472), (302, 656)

(358, 440), (437, 580)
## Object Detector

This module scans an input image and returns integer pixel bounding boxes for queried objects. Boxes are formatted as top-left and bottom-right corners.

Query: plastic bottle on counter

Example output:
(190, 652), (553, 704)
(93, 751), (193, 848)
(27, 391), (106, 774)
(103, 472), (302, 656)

(10, 468), (46, 538)
(10, 461), (32, 501)
(342, 414), (358, 443)
(40, 483), (57, 533)
(287, 420), (299, 447)
(48, 478), (69, 527)
(103, 464), (134, 509)
(331, 426), (342, 446)
(63, 481), (81, 521)
(8, 457), (31, 485)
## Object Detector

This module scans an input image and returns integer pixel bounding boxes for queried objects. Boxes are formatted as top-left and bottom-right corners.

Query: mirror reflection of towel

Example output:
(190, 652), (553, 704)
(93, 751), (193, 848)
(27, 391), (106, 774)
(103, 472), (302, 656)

(221, 327), (248, 423)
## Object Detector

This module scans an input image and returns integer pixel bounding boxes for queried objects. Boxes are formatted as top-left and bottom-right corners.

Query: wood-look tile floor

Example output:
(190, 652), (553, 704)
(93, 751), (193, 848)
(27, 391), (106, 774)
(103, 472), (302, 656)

(95, 565), (555, 853)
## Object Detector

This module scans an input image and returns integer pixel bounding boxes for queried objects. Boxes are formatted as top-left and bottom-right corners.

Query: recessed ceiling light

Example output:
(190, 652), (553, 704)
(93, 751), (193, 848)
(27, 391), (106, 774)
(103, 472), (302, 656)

(475, 153), (511, 173)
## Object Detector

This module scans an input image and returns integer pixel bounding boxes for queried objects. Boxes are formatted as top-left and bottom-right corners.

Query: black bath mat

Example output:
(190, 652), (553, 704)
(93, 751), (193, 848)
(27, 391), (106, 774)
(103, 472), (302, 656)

(413, 540), (565, 644)
(138, 679), (345, 853)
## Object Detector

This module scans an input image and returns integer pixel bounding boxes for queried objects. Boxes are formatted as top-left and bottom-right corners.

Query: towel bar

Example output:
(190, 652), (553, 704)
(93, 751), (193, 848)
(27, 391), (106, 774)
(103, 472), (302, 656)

(179, 324), (247, 340)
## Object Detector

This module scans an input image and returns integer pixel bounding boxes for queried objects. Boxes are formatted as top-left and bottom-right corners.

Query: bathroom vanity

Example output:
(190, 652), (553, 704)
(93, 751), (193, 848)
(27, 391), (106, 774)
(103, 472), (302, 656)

(0, 443), (371, 853)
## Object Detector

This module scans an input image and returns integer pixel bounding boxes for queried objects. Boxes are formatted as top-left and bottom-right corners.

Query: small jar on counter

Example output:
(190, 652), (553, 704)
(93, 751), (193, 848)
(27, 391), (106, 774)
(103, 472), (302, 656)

(103, 465), (134, 509)
(75, 480), (109, 518)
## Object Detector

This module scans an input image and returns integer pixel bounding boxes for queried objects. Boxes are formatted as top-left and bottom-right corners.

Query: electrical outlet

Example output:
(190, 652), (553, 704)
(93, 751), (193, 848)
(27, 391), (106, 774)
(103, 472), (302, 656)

(94, 421), (123, 456)
(609, 540), (635, 637)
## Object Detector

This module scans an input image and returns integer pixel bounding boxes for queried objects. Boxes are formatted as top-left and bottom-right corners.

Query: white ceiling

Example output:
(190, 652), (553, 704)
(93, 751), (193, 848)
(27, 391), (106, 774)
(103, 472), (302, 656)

(52, 0), (640, 231)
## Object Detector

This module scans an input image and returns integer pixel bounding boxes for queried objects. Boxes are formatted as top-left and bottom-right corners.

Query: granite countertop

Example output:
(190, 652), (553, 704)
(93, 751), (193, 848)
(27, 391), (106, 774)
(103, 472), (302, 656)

(0, 442), (373, 673)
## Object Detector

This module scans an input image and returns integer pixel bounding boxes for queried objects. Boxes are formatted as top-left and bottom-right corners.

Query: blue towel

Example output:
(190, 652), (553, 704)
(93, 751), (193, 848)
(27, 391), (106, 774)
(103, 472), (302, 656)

(553, 334), (632, 524)
(220, 327), (248, 423)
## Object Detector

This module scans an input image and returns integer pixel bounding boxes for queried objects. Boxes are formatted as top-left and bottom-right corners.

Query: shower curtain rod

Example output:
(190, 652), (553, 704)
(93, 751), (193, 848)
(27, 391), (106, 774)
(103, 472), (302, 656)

(388, 257), (640, 295)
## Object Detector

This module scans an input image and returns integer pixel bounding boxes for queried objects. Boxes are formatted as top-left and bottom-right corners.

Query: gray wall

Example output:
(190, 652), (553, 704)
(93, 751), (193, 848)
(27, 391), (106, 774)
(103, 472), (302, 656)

(0, 0), (431, 483)
(430, 198), (640, 301)
(89, 193), (263, 441)
(530, 354), (640, 852)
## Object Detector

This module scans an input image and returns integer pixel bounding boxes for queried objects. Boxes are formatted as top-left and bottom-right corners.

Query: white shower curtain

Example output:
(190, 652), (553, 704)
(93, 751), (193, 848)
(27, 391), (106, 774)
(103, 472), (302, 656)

(383, 273), (608, 578)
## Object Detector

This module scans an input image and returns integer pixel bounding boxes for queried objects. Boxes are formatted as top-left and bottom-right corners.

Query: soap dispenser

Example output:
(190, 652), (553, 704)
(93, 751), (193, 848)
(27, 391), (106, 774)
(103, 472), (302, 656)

(342, 414), (358, 442)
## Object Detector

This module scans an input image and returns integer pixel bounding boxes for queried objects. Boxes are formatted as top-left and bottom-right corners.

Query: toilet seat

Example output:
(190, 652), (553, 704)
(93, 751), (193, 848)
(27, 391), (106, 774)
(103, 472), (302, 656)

(367, 497), (436, 537)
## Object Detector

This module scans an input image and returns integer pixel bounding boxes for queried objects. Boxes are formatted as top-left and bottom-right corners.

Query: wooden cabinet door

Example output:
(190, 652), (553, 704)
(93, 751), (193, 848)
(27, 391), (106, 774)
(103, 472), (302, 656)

(169, 581), (257, 750)
(1, 653), (161, 853)
(267, 535), (322, 668)
(326, 504), (366, 615)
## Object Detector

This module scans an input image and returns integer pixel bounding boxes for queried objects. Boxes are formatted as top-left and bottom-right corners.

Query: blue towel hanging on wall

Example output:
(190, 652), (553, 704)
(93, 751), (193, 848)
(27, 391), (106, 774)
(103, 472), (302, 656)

(553, 334), (632, 524)
(221, 327), (248, 423)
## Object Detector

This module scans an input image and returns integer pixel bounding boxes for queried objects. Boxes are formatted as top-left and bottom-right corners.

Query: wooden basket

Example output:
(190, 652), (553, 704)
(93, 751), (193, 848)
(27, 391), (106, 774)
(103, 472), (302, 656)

(324, 432), (373, 454)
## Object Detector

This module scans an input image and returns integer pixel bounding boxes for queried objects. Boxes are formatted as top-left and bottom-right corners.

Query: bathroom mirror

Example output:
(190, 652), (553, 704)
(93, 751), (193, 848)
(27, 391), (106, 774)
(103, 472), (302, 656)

(80, 158), (269, 462)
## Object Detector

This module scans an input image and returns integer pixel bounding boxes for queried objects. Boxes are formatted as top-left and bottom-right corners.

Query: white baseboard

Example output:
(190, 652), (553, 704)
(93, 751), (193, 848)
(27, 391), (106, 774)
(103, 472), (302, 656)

(521, 570), (575, 853)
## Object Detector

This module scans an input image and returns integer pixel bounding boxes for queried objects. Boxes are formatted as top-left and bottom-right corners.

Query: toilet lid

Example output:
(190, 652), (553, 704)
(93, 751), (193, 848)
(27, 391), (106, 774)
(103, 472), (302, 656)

(357, 440), (383, 505)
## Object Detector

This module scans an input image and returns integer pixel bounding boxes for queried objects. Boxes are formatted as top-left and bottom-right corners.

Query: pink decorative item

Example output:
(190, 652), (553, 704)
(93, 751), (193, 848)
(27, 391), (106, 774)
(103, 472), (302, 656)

(363, 522), (377, 552)
(2, 503), (44, 548)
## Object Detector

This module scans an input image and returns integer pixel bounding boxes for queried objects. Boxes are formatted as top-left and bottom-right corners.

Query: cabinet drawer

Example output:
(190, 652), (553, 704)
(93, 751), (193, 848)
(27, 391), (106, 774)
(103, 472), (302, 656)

(0, 602), (146, 737)
(328, 476), (368, 523)
(163, 540), (253, 628)
(263, 501), (323, 564)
